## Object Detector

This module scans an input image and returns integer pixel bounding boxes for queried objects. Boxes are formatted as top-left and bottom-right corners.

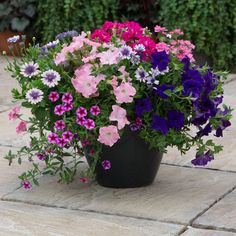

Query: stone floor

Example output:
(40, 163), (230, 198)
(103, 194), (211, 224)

(0, 55), (236, 236)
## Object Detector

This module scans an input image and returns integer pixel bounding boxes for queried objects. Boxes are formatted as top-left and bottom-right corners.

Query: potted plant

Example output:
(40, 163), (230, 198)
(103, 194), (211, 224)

(4, 21), (232, 189)
(0, 0), (37, 55)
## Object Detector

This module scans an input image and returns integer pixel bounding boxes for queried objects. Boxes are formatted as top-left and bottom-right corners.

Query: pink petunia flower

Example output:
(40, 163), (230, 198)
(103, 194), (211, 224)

(62, 130), (74, 142)
(54, 105), (66, 116)
(102, 160), (111, 170)
(63, 103), (73, 111)
(76, 116), (86, 126)
(154, 25), (167, 34)
(22, 180), (31, 189)
(109, 105), (130, 129)
(156, 42), (170, 53)
(79, 177), (89, 183)
(16, 121), (27, 134)
(48, 132), (58, 143)
(72, 64), (105, 98)
(98, 125), (120, 147)
(90, 105), (100, 116)
(48, 91), (59, 102)
(113, 82), (136, 104)
(8, 106), (20, 120)
(76, 106), (87, 117)
(56, 137), (67, 148)
(84, 119), (95, 130)
(55, 120), (66, 130)
(62, 92), (73, 104)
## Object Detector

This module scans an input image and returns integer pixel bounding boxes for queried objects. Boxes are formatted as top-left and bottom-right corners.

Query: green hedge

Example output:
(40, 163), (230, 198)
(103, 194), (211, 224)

(36, 0), (119, 43)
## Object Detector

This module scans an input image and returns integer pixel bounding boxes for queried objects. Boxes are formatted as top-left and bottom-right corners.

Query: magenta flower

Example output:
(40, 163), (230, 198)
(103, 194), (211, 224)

(16, 121), (27, 134)
(76, 106), (87, 117)
(8, 106), (20, 120)
(62, 92), (73, 104)
(63, 103), (73, 112)
(84, 119), (95, 130)
(79, 177), (89, 183)
(81, 140), (90, 147)
(55, 120), (66, 130)
(22, 180), (31, 189)
(48, 132), (58, 143)
(54, 105), (65, 116)
(76, 116), (86, 126)
(56, 137), (67, 148)
(102, 160), (111, 170)
(90, 105), (100, 116)
(48, 91), (59, 102)
(36, 153), (45, 161)
(63, 103), (73, 111)
(62, 130), (74, 142)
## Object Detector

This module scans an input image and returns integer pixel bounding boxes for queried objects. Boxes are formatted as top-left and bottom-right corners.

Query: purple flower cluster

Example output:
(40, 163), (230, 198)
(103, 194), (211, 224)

(56, 31), (79, 40)
(151, 51), (170, 71)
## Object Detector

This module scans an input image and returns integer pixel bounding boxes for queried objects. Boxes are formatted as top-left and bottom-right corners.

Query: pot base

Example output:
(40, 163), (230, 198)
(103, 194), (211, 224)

(93, 129), (163, 188)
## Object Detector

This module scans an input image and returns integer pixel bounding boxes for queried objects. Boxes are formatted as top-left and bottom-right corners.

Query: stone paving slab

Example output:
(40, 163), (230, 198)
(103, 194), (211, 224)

(193, 189), (236, 231)
(3, 165), (236, 225)
(182, 228), (236, 236)
(0, 201), (184, 236)
(0, 146), (31, 197)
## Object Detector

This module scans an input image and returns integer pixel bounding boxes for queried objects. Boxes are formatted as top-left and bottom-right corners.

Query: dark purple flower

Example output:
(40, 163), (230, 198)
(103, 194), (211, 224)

(197, 123), (212, 137)
(36, 153), (45, 161)
(154, 84), (174, 99)
(182, 68), (202, 82)
(151, 51), (170, 71)
(181, 57), (190, 70)
(135, 98), (152, 116)
(102, 160), (111, 170)
(151, 115), (168, 135)
(167, 110), (185, 130)
(182, 79), (202, 98)
(215, 120), (231, 137)
(191, 150), (214, 166)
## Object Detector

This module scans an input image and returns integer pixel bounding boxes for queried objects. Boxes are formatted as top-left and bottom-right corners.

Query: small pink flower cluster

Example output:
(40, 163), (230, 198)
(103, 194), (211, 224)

(75, 105), (100, 130)
(48, 129), (74, 148)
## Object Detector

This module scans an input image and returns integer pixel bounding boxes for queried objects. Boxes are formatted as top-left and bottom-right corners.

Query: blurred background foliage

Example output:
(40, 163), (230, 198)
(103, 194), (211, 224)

(1, 0), (236, 70)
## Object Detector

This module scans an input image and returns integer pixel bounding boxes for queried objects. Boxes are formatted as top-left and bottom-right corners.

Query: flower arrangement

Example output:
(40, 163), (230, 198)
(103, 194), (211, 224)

(4, 21), (232, 189)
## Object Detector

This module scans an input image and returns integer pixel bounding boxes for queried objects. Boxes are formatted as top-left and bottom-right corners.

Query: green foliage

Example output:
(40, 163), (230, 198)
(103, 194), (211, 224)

(0, 0), (37, 32)
(157, 0), (236, 70)
(36, 0), (119, 42)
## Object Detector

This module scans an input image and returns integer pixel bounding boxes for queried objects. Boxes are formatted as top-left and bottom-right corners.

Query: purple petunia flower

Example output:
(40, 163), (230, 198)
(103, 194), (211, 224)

(36, 153), (45, 161)
(48, 132), (58, 143)
(90, 105), (100, 116)
(26, 88), (43, 104)
(7, 35), (20, 43)
(76, 107), (87, 117)
(191, 150), (214, 166)
(167, 110), (185, 130)
(102, 160), (111, 170)
(56, 137), (67, 148)
(151, 115), (168, 135)
(62, 93), (73, 104)
(54, 105), (66, 116)
(215, 120), (231, 137)
(135, 67), (148, 82)
(22, 180), (31, 189)
(48, 91), (59, 102)
(41, 70), (61, 87)
(20, 61), (39, 78)
(182, 79), (202, 99)
(62, 130), (74, 142)
(56, 30), (79, 40)
(55, 120), (66, 130)
(84, 119), (95, 130)
(76, 116), (86, 126)
(135, 97), (152, 116)
(154, 84), (174, 99)
(197, 123), (212, 137)
(151, 51), (170, 71)
(63, 103), (73, 111)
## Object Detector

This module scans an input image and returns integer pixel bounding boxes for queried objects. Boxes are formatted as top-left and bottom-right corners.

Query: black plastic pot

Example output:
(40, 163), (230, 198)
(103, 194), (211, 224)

(86, 128), (163, 188)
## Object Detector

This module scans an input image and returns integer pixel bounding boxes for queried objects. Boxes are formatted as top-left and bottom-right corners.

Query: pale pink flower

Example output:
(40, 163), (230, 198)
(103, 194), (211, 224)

(109, 105), (130, 129)
(113, 82), (136, 104)
(156, 42), (170, 52)
(154, 25), (167, 34)
(72, 64), (105, 98)
(98, 48), (120, 65)
(16, 121), (27, 134)
(98, 125), (120, 147)
(8, 106), (20, 120)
